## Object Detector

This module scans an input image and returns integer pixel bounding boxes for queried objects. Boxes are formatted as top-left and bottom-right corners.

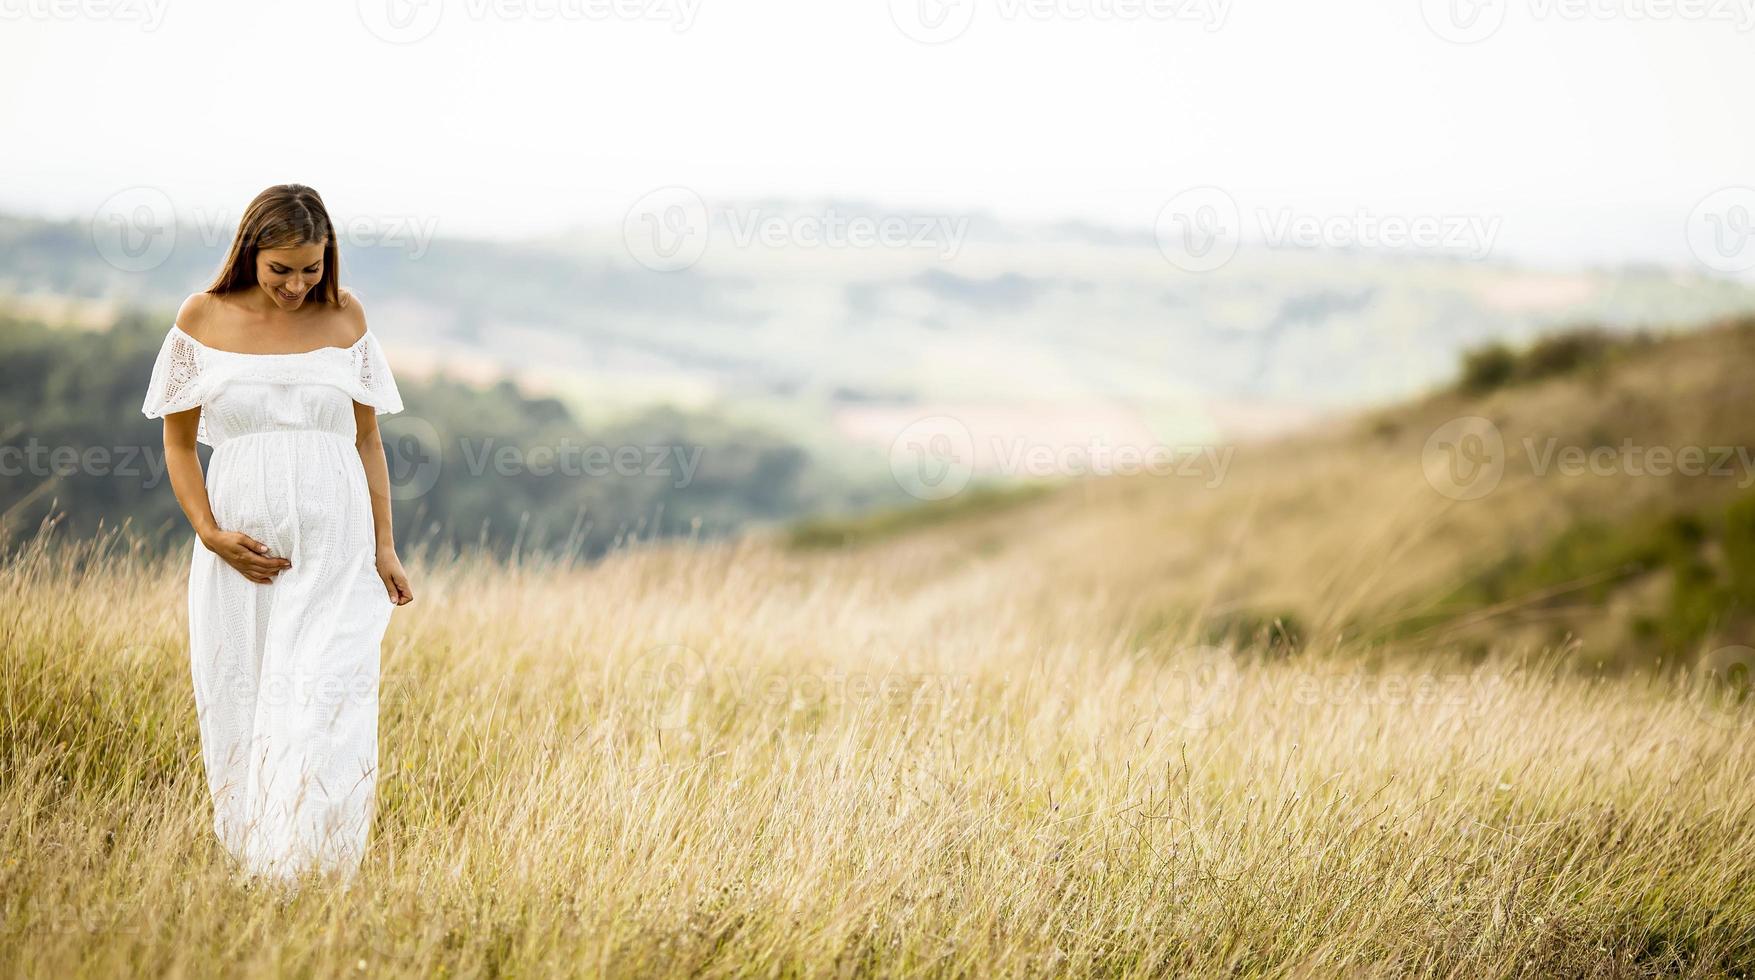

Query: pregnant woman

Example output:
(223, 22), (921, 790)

(141, 183), (414, 883)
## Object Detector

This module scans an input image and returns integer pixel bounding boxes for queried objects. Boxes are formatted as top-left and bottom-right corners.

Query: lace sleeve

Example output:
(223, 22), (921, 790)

(348, 331), (404, 415)
(141, 327), (206, 419)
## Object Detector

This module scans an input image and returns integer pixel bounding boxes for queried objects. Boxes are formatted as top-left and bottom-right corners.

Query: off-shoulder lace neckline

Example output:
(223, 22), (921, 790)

(170, 322), (373, 357)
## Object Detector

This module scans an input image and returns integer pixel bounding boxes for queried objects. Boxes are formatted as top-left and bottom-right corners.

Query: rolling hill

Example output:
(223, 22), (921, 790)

(781, 313), (1755, 670)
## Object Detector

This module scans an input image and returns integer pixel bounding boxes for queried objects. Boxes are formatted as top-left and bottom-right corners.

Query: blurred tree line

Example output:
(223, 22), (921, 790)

(0, 306), (836, 562)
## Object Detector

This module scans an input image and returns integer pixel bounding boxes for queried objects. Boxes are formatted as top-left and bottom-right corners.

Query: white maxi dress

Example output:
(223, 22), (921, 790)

(141, 322), (404, 880)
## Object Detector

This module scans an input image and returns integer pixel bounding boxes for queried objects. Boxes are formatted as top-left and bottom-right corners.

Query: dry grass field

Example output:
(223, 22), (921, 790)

(4, 320), (1754, 977)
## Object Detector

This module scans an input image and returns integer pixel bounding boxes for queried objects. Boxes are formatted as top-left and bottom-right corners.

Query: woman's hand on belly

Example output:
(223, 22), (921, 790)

(200, 528), (294, 585)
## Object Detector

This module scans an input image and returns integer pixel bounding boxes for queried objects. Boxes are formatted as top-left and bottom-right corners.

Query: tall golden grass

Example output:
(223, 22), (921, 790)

(5, 320), (1755, 976)
(3, 513), (1751, 977)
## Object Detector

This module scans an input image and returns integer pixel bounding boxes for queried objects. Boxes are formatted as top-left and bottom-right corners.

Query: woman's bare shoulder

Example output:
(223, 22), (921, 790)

(175, 291), (221, 342)
(336, 287), (369, 343)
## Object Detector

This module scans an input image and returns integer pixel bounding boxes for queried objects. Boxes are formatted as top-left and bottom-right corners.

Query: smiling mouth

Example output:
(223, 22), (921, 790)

(277, 288), (302, 303)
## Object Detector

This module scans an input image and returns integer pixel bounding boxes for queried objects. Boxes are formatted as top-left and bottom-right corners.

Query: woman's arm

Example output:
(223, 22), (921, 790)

(354, 391), (414, 606)
(339, 287), (413, 606)
(161, 408), (289, 584)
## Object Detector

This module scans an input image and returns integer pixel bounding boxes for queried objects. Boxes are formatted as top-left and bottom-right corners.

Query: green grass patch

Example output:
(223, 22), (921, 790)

(784, 481), (1057, 550)
(1374, 490), (1755, 658)
(1456, 325), (1648, 394)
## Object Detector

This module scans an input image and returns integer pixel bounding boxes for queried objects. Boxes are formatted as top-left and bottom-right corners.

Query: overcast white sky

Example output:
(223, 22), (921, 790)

(2, 0), (1752, 267)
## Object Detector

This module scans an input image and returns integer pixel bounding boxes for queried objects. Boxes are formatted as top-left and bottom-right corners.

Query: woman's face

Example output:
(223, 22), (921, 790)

(255, 242), (325, 310)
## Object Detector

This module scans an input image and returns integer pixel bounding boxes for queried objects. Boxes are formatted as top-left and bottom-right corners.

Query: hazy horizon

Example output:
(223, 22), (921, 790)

(4, 0), (1753, 273)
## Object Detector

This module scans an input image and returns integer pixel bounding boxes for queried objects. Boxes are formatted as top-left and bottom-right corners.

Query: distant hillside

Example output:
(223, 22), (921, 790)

(782, 314), (1755, 669)
(6, 206), (1755, 483)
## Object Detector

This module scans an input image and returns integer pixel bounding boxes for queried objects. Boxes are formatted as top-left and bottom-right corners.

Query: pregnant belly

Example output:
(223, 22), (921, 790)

(207, 431), (372, 562)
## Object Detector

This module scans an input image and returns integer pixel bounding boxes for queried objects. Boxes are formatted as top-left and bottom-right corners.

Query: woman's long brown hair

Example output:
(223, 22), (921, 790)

(205, 184), (343, 306)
